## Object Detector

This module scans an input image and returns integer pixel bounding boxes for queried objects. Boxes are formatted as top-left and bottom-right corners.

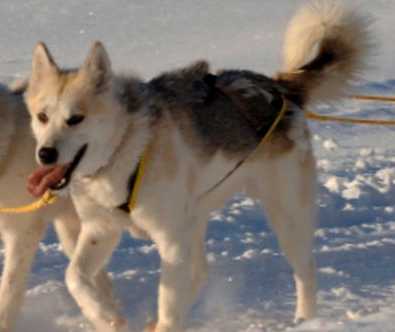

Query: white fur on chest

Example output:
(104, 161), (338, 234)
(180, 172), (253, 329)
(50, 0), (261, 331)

(75, 174), (129, 209)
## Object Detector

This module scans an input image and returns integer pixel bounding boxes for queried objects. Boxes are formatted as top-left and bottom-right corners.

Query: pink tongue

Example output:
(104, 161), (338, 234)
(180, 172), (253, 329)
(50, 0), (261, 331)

(27, 165), (68, 197)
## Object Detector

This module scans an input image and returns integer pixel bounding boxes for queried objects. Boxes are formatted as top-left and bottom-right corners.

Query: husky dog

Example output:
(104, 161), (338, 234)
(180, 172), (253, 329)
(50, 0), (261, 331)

(0, 82), (116, 332)
(25, 2), (371, 332)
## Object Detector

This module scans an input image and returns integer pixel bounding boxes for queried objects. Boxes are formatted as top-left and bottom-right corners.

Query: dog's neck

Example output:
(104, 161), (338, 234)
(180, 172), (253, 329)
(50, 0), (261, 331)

(74, 105), (151, 209)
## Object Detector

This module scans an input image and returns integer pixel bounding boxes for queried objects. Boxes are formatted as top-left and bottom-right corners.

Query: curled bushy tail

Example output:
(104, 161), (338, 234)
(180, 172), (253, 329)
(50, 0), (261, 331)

(277, 1), (373, 106)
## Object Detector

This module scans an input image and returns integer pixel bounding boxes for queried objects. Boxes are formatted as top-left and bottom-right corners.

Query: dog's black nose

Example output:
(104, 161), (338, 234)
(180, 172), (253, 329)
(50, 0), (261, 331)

(38, 147), (58, 164)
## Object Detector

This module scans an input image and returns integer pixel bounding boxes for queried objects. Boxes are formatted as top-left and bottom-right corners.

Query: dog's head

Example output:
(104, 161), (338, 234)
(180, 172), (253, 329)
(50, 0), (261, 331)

(26, 41), (131, 196)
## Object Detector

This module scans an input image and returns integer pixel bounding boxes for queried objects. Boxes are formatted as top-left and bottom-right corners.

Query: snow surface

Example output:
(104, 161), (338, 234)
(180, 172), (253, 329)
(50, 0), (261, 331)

(1, 1), (395, 331)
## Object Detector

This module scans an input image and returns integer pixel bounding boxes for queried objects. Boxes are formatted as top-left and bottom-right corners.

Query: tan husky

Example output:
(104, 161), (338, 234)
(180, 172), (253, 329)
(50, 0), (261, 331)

(0, 82), (116, 332)
(25, 2), (371, 332)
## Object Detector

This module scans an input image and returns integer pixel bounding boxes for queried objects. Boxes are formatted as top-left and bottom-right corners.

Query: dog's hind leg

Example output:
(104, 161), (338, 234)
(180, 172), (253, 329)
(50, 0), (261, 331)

(249, 147), (317, 322)
(0, 219), (46, 332)
(143, 185), (233, 332)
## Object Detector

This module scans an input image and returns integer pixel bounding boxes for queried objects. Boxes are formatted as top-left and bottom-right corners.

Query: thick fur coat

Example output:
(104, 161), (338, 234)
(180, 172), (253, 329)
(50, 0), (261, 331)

(24, 2), (372, 332)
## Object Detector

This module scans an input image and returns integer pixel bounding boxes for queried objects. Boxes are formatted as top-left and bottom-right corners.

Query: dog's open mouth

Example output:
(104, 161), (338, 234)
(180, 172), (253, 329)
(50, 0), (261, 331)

(28, 144), (88, 197)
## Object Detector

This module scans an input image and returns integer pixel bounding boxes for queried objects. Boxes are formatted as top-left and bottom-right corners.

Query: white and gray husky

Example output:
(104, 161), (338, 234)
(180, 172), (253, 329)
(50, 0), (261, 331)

(25, 2), (371, 332)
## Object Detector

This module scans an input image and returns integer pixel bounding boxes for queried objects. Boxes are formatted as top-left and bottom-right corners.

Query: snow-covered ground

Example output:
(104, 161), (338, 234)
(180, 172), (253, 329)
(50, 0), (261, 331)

(1, 1), (395, 331)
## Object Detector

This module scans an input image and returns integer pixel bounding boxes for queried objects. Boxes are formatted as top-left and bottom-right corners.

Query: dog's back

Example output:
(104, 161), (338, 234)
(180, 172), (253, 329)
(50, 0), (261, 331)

(147, 63), (275, 157)
(144, 2), (372, 162)
(0, 83), (37, 208)
(0, 85), (17, 170)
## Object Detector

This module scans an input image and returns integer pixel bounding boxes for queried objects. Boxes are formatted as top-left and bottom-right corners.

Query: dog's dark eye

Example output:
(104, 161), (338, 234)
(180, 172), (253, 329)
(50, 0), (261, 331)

(66, 115), (85, 126)
(37, 112), (49, 124)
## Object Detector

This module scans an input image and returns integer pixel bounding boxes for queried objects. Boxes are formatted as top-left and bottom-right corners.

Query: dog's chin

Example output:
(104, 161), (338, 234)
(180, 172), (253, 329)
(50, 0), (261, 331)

(50, 144), (88, 191)
(51, 184), (70, 197)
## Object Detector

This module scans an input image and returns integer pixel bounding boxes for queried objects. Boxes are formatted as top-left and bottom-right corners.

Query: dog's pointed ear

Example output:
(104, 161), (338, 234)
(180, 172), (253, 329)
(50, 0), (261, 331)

(80, 41), (112, 92)
(29, 42), (58, 94)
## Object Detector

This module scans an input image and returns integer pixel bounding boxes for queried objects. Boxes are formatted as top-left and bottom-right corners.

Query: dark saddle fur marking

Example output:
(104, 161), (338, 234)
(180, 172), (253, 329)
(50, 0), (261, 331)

(144, 61), (295, 156)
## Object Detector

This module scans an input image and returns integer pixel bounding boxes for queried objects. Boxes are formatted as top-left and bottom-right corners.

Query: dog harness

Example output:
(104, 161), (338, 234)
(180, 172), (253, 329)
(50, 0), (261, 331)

(117, 151), (149, 213)
(1, 82), (395, 214)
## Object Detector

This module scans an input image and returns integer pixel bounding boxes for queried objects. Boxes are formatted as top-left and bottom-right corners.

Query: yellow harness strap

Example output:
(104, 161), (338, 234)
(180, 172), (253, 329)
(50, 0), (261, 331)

(306, 94), (395, 125)
(199, 97), (288, 198)
(257, 98), (288, 147)
(351, 95), (395, 103)
(0, 190), (57, 214)
(306, 111), (395, 126)
(127, 149), (149, 211)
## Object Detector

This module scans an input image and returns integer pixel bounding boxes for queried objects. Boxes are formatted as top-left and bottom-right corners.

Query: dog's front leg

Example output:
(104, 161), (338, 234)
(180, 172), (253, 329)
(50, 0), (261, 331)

(65, 217), (125, 332)
(53, 201), (117, 308)
(0, 219), (47, 332)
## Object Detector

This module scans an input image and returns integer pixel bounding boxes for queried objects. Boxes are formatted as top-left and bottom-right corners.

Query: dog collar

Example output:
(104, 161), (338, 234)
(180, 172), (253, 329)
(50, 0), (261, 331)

(117, 148), (149, 213)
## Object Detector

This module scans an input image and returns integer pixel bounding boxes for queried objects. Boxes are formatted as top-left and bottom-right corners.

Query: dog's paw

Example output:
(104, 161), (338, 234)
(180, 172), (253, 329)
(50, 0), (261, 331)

(144, 321), (156, 332)
(293, 317), (306, 326)
(108, 316), (128, 331)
